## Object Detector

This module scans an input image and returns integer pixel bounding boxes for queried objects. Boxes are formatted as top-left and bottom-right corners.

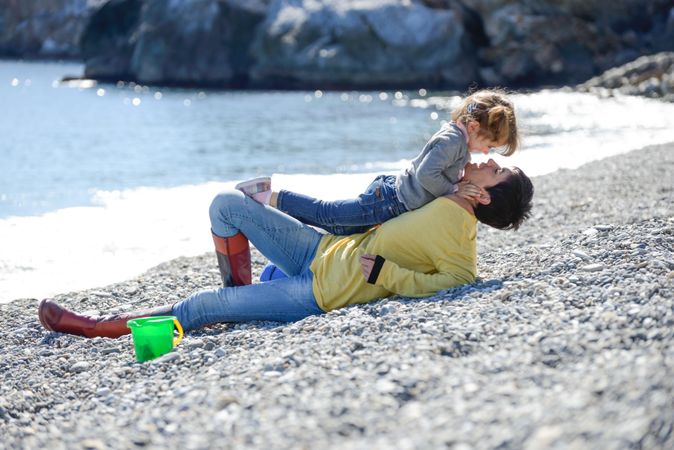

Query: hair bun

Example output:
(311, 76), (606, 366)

(489, 105), (508, 118)
(487, 105), (509, 130)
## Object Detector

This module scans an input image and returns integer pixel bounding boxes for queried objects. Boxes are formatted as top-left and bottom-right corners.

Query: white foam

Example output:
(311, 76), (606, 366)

(0, 182), (226, 302)
(0, 176), (376, 303)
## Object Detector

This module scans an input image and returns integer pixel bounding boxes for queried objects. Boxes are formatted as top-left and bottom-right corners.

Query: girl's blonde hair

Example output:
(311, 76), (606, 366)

(451, 89), (519, 156)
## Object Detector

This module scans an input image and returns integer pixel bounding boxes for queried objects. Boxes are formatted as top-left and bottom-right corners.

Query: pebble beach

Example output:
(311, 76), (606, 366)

(1, 144), (672, 449)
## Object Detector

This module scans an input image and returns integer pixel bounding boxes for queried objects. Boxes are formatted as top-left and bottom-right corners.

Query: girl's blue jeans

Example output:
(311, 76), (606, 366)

(276, 174), (408, 235)
(172, 190), (325, 331)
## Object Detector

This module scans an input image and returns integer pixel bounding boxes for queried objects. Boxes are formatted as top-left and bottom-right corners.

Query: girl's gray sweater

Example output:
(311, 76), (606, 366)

(395, 122), (469, 211)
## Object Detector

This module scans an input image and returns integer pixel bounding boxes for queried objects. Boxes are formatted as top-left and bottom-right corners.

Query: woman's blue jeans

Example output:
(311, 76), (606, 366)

(172, 190), (325, 332)
(276, 174), (408, 235)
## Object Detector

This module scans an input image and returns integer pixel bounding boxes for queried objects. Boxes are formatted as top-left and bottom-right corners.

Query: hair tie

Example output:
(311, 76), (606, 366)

(467, 102), (478, 114)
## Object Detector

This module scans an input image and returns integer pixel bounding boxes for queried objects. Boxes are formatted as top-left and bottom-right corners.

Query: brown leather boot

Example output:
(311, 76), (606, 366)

(38, 299), (174, 339)
(212, 231), (252, 286)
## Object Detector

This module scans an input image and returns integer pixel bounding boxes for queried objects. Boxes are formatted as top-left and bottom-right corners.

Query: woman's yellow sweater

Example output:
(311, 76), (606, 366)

(310, 197), (477, 311)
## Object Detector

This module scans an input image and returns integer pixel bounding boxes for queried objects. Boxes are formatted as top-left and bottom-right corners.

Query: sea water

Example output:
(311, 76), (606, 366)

(2, 60), (674, 302)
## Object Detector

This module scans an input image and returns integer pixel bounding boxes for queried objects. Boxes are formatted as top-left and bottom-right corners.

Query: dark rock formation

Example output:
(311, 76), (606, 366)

(0, 0), (104, 58)
(128, 0), (268, 86)
(80, 0), (141, 80)
(578, 52), (674, 102)
(248, 0), (477, 89)
(83, 0), (268, 86)
(457, 0), (674, 87)
(2, 0), (674, 90)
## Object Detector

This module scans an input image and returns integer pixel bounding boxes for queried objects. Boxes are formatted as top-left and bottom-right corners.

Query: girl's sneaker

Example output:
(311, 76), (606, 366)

(235, 176), (272, 205)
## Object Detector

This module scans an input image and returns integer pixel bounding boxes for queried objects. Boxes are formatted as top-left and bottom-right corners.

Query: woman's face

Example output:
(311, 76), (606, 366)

(463, 159), (513, 189)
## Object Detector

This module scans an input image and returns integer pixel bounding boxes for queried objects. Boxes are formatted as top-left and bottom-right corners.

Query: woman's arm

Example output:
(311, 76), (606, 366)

(360, 254), (473, 297)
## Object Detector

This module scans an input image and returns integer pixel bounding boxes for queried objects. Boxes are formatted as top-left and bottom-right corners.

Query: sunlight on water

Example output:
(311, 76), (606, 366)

(409, 90), (674, 175)
(2, 61), (674, 302)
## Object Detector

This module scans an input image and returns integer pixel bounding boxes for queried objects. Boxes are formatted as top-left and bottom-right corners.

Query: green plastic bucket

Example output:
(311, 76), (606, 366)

(127, 316), (183, 362)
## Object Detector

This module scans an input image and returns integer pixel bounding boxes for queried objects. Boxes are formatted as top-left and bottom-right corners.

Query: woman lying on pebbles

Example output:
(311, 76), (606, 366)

(38, 159), (533, 339)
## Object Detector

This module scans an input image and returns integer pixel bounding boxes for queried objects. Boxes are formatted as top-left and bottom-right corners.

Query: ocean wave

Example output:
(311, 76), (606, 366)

(0, 174), (378, 302)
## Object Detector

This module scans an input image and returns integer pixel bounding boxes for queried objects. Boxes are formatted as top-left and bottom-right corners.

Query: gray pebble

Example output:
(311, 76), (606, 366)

(96, 388), (111, 397)
(69, 362), (91, 373)
(99, 347), (120, 355)
(152, 352), (181, 364)
(572, 249), (592, 260)
(581, 263), (605, 272)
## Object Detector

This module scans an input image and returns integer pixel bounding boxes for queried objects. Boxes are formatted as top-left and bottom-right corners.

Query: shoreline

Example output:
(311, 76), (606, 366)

(1, 143), (672, 448)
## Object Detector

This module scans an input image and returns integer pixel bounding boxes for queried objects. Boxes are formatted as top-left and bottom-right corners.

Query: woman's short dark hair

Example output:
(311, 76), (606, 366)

(474, 168), (533, 230)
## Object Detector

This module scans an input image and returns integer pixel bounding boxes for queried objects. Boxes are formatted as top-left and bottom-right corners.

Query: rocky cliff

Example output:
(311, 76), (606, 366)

(1, 0), (673, 90)
(578, 51), (674, 102)
(0, 0), (104, 58)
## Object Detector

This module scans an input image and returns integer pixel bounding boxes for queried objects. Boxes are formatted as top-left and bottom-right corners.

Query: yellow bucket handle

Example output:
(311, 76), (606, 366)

(173, 318), (184, 347)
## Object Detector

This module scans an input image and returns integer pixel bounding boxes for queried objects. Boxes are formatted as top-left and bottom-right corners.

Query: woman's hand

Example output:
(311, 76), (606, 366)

(456, 181), (487, 201)
(359, 254), (376, 279)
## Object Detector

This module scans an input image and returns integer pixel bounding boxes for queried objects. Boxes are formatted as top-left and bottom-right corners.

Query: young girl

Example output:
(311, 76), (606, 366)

(236, 89), (520, 236)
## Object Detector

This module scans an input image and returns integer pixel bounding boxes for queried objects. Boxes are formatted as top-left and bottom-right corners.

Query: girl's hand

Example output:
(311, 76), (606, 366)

(456, 181), (486, 201)
(359, 254), (376, 279)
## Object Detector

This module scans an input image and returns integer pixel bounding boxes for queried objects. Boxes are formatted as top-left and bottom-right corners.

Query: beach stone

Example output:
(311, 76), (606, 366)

(186, 339), (204, 350)
(572, 250), (592, 261)
(594, 224), (614, 231)
(152, 352), (181, 364)
(583, 228), (599, 236)
(581, 263), (605, 272)
(80, 438), (106, 450)
(99, 347), (120, 355)
(69, 362), (91, 373)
